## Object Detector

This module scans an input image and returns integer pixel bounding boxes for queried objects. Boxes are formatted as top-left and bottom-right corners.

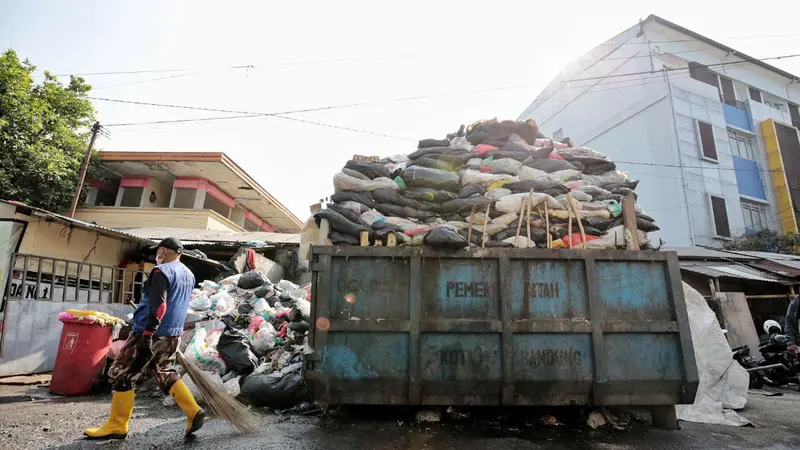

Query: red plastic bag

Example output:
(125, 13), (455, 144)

(562, 233), (599, 248)
(479, 166), (492, 173)
(405, 225), (436, 238)
(473, 144), (499, 156)
(547, 153), (565, 160)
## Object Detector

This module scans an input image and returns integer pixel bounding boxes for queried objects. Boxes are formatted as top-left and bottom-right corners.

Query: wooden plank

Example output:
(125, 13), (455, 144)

(386, 233), (397, 247)
(621, 196), (640, 250)
(318, 219), (330, 246)
(360, 231), (370, 247)
(566, 193), (587, 249)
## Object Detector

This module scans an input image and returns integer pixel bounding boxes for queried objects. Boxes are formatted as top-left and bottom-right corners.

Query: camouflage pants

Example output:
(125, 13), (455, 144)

(108, 333), (181, 393)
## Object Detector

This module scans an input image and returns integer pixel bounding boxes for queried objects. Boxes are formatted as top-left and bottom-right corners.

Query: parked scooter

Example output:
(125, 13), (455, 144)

(733, 320), (800, 389)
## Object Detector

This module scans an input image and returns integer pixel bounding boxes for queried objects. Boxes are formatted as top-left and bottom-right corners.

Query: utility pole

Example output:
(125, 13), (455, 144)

(68, 122), (101, 218)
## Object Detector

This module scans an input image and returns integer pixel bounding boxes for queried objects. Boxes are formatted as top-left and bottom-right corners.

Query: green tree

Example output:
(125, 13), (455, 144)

(723, 229), (800, 255)
(0, 49), (99, 213)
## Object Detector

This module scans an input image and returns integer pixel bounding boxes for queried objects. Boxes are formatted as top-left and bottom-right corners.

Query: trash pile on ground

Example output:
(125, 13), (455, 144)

(317, 118), (659, 249)
(172, 270), (312, 409)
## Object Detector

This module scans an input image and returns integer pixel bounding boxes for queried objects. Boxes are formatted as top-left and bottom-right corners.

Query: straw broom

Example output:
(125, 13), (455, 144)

(176, 351), (262, 434)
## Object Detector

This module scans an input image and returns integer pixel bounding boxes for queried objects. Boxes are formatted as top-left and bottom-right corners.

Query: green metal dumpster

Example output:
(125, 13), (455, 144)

(306, 247), (698, 407)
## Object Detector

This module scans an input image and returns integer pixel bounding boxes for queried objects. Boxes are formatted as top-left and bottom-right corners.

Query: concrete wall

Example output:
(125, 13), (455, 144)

(74, 207), (244, 231)
(142, 177), (171, 208)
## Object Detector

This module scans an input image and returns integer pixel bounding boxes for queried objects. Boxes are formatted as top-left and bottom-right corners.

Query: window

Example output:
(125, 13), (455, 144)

(719, 77), (736, 105)
(204, 194), (231, 218)
(697, 120), (718, 160)
(728, 130), (755, 160)
(790, 103), (800, 128)
(172, 188), (196, 209)
(741, 200), (767, 232)
(119, 187), (143, 207)
(243, 220), (261, 232)
(94, 189), (116, 206)
(749, 87), (762, 103)
(689, 61), (719, 88)
(710, 196), (731, 237)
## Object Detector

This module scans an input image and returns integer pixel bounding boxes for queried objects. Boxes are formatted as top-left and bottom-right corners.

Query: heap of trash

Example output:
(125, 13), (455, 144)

(171, 270), (312, 410)
(316, 118), (659, 249)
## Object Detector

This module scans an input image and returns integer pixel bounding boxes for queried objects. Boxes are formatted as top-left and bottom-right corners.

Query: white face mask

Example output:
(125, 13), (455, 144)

(155, 249), (165, 265)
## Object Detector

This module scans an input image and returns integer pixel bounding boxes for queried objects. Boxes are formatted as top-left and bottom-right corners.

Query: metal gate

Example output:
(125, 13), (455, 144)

(0, 253), (147, 376)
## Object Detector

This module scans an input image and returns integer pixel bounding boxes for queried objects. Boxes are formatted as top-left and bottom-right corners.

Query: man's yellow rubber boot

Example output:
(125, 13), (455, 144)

(169, 380), (206, 435)
(84, 390), (135, 439)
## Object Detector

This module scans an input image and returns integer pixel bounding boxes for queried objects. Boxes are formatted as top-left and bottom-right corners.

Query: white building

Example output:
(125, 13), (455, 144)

(519, 15), (800, 248)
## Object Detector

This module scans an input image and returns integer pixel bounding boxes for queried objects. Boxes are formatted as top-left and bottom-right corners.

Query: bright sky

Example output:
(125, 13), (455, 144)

(3, 0), (799, 221)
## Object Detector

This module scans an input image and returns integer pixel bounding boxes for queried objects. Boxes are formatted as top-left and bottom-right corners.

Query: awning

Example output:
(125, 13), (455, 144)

(680, 262), (794, 285)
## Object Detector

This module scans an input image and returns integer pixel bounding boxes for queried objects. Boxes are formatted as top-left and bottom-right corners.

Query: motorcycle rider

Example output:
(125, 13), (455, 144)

(784, 296), (800, 358)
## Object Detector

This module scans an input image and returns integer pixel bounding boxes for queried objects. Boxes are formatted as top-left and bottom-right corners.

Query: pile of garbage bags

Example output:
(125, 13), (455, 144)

(317, 118), (659, 249)
(176, 270), (312, 409)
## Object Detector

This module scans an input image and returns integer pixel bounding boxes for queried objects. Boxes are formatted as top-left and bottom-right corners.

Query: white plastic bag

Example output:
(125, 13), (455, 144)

(495, 193), (565, 214)
(482, 158), (522, 175)
(581, 170), (627, 186)
(224, 376), (241, 398)
(461, 169), (519, 187)
(360, 209), (385, 226)
(296, 298), (311, 319)
(501, 236), (536, 248)
(485, 188), (512, 201)
(383, 216), (419, 230)
(552, 169), (581, 181)
(185, 328), (227, 374)
(333, 172), (398, 193)
(220, 274), (241, 286)
(189, 294), (212, 311)
(449, 136), (474, 152)
(517, 166), (559, 183)
(466, 158), (483, 169)
(251, 324), (277, 356)
(209, 292), (233, 311)
(491, 212), (518, 227)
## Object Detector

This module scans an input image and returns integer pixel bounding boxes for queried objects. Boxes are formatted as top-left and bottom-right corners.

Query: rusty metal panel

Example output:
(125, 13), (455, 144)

(308, 247), (698, 407)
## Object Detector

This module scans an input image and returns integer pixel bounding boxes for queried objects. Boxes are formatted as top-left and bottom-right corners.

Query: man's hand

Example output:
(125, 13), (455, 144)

(788, 343), (798, 358)
(136, 334), (152, 354)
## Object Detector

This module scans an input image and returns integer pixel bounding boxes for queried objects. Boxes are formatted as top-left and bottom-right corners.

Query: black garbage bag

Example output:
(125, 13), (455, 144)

(467, 120), (518, 145)
(406, 157), (458, 172)
(458, 185), (486, 198)
(583, 226), (606, 236)
(326, 203), (369, 226)
(331, 191), (375, 208)
(525, 158), (577, 173)
(637, 213), (655, 222)
(582, 216), (613, 230)
(254, 283), (275, 298)
(330, 231), (360, 245)
(570, 160), (586, 173)
(314, 208), (371, 237)
(418, 138), (450, 148)
(375, 203), (437, 220)
(440, 196), (492, 214)
(611, 187), (638, 201)
(238, 271), (267, 289)
(637, 218), (660, 232)
(626, 180), (640, 190)
(493, 149), (535, 161)
(240, 367), (307, 409)
(408, 146), (451, 160)
(372, 221), (405, 233)
(404, 188), (459, 203)
(496, 225), (549, 244)
(342, 168), (370, 180)
(238, 303), (254, 315)
(344, 160), (391, 179)
(505, 179), (562, 193)
(217, 329), (258, 375)
(542, 186), (571, 197)
(515, 119), (540, 145)
(424, 227), (468, 249)
(445, 214), (465, 222)
(402, 166), (460, 190)
(372, 188), (440, 212)
(558, 156), (615, 175)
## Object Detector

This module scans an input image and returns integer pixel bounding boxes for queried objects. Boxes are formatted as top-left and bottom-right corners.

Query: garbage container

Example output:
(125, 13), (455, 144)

(50, 310), (120, 396)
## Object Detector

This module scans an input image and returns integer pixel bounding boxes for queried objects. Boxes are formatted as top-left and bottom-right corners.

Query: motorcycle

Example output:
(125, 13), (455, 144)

(732, 334), (800, 389)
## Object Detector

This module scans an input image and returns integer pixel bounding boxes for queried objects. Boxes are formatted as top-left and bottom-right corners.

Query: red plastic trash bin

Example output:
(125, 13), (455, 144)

(50, 316), (114, 396)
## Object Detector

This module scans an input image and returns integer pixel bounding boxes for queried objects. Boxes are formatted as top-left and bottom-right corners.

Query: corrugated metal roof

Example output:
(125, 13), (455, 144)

(748, 260), (800, 279)
(663, 247), (757, 261)
(2, 200), (155, 246)
(119, 227), (300, 246)
(680, 262), (793, 284)
(720, 250), (800, 261)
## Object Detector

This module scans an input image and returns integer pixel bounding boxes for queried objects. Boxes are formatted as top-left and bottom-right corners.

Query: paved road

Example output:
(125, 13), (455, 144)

(1, 385), (799, 449)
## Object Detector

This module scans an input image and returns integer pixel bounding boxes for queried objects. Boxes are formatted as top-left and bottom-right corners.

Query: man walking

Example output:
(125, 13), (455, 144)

(85, 237), (204, 439)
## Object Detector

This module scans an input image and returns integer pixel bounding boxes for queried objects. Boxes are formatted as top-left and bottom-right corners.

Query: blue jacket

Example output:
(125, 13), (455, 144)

(132, 261), (195, 337)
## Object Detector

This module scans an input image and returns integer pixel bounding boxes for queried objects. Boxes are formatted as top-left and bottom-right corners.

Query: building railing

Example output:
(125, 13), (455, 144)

(3, 253), (148, 305)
